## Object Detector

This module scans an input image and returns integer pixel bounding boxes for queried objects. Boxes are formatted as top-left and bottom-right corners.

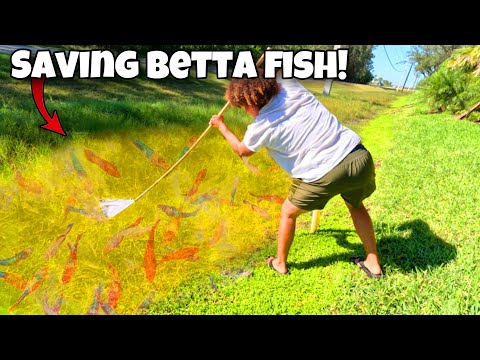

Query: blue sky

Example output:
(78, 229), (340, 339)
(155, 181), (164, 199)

(371, 45), (423, 88)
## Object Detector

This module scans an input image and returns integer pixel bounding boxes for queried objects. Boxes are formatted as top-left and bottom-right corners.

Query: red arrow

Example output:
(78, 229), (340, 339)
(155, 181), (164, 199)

(31, 76), (66, 136)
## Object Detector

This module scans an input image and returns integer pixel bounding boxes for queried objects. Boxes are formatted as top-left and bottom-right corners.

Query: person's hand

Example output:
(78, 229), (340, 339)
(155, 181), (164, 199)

(209, 115), (225, 129)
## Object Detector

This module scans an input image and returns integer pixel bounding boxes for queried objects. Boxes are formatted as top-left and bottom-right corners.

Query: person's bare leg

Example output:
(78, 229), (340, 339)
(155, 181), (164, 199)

(267, 199), (307, 274)
(345, 201), (382, 275)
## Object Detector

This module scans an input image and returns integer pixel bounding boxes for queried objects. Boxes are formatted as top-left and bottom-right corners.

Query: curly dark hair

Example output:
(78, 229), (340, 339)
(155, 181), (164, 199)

(225, 68), (280, 110)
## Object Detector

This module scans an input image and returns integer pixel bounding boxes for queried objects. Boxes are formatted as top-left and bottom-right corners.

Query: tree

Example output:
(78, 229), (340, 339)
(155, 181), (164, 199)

(344, 45), (375, 84)
(408, 45), (465, 77)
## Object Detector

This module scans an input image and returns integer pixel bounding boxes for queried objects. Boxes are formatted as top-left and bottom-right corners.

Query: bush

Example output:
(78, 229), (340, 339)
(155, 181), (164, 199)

(418, 63), (480, 116)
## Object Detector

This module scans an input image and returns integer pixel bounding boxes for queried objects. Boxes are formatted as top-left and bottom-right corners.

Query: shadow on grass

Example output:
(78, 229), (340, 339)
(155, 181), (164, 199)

(291, 219), (457, 274)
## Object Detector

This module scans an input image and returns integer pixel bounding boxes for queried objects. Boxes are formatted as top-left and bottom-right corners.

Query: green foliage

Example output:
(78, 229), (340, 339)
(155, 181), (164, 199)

(417, 62), (480, 115)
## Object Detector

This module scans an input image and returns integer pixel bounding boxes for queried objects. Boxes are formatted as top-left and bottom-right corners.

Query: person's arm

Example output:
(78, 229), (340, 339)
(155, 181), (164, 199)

(209, 115), (255, 157)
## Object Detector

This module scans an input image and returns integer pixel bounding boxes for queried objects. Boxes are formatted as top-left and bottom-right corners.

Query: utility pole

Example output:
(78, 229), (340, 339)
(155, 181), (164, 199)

(323, 45), (342, 95)
(400, 63), (413, 92)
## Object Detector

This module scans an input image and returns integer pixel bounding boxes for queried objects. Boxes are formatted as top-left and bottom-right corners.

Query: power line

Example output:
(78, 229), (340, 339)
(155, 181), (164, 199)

(383, 45), (403, 72)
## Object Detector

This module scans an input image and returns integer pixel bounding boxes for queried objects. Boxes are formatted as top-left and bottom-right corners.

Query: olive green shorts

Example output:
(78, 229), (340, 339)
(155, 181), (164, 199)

(288, 144), (376, 211)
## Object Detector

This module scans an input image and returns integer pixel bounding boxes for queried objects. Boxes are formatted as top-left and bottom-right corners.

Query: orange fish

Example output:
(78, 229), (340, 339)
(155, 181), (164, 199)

(161, 217), (181, 247)
(84, 148), (121, 178)
(8, 266), (49, 312)
(0, 270), (28, 290)
(186, 168), (207, 199)
(159, 246), (200, 262)
(104, 217), (150, 254)
(243, 200), (271, 220)
(144, 219), (160, 284)
(45, 223), (74, 260)
(249, 192), (285, 205)
(62, 233), (83, 285)
(207, 222), (226, 249)
(15, 170), (43, 194)
(107, 263), (121, 309)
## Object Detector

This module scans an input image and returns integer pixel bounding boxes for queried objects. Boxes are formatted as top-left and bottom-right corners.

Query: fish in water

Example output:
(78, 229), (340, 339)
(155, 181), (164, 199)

(159, 246), (200, 262)
(191, 189), (219, 205)
(161, 217), (181, 248)
(8, 266), (49, 312)
(45, 223), (74, 260)
(186, 168), (207, 199)
(137, 291), (155, 312)
(207, 222), (226, 249)
(157, 204), (199, 218)
(0, 271), (28, 290)
(15, 170), (43, 194)
(87, 282), (103, 315)
(42, 291), (63, 315)
(230, 176), (240, 206)
(100, 301), (118, 315)
(242, 200), (271, 220)
(62, 233), (83, 285)
(104, 217), (151, 254)
(130, 137), (170, 171)
(241, 156), (262, 175)
(176, 134), (198, 161)
(248, 192), (285, 205)
(144, 219), (161, 284)
(107, 263), (121, 309)
(84, 148), (121, 178)
(0, 248), (33, 266)
(70, 149), (87, 177)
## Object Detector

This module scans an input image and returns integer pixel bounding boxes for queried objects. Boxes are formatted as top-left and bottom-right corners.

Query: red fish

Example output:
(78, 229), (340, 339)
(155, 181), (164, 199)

(161, 217), (181, 247)
(104, 217), (151, 254)
(8, 266), (49, 312)
(62, 233), (83, 285)
(144, 219), (161, 284)
(159, 246), (200, 262)
(107, 263), (121, 309)
(249, 192), (285, 205)
(243, 200), (271, 220)
(186, 168), (207, 199)
(45, 223), (74, 260)
(15, 170), (43, 194)
(84, 148), (121, 178)
(0, 270), (28, 290)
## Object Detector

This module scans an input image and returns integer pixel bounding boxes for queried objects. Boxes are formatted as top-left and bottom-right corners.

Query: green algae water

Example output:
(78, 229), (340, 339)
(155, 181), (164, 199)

(0, 125), (291, 314)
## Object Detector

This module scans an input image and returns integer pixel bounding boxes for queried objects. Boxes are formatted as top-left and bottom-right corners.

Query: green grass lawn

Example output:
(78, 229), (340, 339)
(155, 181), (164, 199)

(10, 48), (474, 315)
(146, 96), (480, 314)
